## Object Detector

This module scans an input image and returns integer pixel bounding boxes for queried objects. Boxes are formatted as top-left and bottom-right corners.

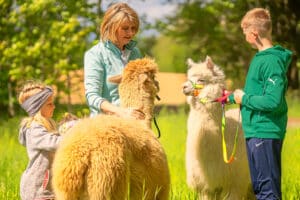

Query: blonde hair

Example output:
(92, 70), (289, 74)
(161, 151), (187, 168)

(100, 2), (139, 44)
(241, 8), (272, 38)
(18, 80), (57, 132)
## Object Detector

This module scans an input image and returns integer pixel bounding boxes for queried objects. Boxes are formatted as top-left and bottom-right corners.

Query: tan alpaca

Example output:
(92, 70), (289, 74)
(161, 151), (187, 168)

(182, 56), (255, 200)
(109, 58), (160, 129)
(52, 58), (170, 200)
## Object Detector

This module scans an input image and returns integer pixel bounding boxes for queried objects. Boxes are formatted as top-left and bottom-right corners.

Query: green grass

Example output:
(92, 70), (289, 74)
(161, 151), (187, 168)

(0, 104), (299, 200)
(0, 117), (27, 200)
(282, 128), (300, 200)
(155, 106), (300, 200)
(154, 107), (198, 199)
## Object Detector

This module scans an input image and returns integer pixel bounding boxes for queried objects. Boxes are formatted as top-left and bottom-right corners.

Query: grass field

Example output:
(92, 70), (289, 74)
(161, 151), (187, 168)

(0, 104), (299, 200)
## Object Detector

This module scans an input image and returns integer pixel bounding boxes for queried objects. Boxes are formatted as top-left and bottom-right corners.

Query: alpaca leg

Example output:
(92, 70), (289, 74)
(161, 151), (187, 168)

(52, 141), (90, 200)
(246, 184), (256, 200)
(151, 164), (170, 200)
(86, 135), (130, 200)
(185, 133), (202, 190)
(128, 164), (169, 200)
(198, 188), (223, 200)
(155, 183), (169, 200)
(198, 192), (212, 200)
(127, 148), (170, 200)
(146, 155), (170, 200)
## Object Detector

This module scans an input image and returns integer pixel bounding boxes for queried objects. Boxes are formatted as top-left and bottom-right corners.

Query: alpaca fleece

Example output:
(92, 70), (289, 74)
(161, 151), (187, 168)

(52, 57), (170, 200)
(182, 56), (255, 200)
(52, 115), (169, 200)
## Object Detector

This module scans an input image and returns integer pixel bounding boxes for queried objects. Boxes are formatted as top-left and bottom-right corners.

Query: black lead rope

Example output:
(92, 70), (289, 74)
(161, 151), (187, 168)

(154, 94), (161, 138)
(153, 116), (161, 138)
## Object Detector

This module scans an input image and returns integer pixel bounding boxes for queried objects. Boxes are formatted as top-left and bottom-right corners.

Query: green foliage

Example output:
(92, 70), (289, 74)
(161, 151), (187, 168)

(152, 36), (192, 73)
(53, 103), (90, 121)
(156, 0), (251, 84)
(0, 0), (99, 112)
(1, 0), (300, 116)
(136, 35), (157, 57)
(155, 0), (300, 89)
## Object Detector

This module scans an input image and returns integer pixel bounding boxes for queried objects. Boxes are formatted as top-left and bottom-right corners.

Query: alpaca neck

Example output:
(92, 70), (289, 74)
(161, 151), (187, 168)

(120, 96), (154, 130)
(190, 102), (223, 125)
(139, 96), (155, 129)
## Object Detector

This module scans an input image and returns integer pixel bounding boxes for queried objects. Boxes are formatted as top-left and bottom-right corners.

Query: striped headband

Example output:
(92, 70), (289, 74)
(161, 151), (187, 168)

(21, 86), (53, 116)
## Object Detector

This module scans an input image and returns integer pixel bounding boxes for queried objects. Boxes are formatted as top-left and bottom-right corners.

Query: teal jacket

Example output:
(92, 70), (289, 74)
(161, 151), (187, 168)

(84, 40), (142, 116)
(229, 45), (292, 139)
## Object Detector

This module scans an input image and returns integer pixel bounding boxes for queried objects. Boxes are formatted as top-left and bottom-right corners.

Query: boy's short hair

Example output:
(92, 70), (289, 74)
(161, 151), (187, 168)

(241, 8), (272, 38)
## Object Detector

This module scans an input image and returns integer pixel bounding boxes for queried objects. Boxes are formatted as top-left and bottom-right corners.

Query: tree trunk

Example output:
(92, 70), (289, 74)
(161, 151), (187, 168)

(288, 54), (299, 90)
(8, 82), (15, 117)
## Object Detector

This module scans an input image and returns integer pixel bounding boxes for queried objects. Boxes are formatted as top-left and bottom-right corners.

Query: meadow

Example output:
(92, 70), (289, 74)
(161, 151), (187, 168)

(0, 101), (299, 200)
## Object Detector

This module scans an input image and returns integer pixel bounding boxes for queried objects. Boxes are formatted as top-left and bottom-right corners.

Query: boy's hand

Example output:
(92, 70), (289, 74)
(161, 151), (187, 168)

(233, 89), (245, 104)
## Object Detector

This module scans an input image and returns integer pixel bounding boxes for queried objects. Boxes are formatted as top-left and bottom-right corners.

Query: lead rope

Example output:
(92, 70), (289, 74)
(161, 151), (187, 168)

(221, 102), (240, 164)
(153, 116), (161, 138)
(154, 95), (161, 138)
(190, 80), (240, 163)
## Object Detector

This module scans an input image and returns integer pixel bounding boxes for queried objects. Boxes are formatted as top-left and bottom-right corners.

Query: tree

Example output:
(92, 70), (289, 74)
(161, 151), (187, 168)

(255, 0), (300, 90)
(152, 35), (192, 73)
(156, 0), (299, 90)
(0, 0), (100, 116)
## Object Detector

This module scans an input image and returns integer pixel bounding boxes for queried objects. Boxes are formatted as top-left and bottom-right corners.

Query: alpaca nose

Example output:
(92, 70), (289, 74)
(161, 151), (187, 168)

(182, 83), (192, 95)
(182, 84), (188, 90)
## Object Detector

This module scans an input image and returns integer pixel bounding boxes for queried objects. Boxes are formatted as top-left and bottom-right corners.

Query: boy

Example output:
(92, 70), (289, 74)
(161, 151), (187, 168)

(229, 8), (292, 200)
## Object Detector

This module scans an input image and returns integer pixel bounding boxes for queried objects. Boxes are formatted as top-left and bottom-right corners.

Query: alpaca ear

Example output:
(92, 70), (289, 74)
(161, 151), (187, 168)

(108, 74), (122, 84)
(205, 56), (214, 70)
(138, 73), (148, 83)
(186, 58), (195, 69)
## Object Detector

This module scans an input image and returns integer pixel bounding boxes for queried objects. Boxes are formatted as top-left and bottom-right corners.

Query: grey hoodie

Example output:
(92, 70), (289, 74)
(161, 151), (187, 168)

(19, 121), (61, 200)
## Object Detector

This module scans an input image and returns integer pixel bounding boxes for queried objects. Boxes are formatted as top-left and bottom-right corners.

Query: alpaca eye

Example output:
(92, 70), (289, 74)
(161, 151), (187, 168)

(196, 79), (205, 84)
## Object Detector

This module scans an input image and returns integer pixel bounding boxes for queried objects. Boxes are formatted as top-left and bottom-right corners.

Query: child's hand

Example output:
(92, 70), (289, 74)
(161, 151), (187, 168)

(58, 120), (78, 135)
(233, 89), (245, 104)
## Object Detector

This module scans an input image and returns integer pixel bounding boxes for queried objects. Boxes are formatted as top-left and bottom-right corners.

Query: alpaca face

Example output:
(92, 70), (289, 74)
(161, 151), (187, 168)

(109, 58), (160, 128)
(109, 58), (160, 101)
(108, 71), (159, 97)
(182, 56), (225, 104)
(140, 72), (159, 98)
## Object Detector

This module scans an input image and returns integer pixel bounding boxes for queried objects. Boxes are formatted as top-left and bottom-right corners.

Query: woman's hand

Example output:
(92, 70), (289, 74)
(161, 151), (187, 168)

(117, 107), (146, 120)
(100, 101), (145, 120)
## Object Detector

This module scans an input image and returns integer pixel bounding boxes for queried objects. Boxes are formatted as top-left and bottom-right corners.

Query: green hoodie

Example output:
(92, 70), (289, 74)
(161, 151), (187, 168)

(232, 45), (292, 139)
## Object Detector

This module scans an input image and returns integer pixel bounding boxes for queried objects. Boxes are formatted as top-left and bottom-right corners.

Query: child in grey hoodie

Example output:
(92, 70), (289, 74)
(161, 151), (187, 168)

(18, 80), (61, 200)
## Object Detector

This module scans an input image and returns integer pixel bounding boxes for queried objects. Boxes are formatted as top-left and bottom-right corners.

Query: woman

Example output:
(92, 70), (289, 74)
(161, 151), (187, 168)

(84, 2), (145, 119)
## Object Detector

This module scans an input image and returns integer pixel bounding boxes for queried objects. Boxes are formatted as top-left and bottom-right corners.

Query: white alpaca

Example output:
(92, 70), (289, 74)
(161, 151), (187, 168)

(182, 56), (255, 200)
(52, 58), (170, 200)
